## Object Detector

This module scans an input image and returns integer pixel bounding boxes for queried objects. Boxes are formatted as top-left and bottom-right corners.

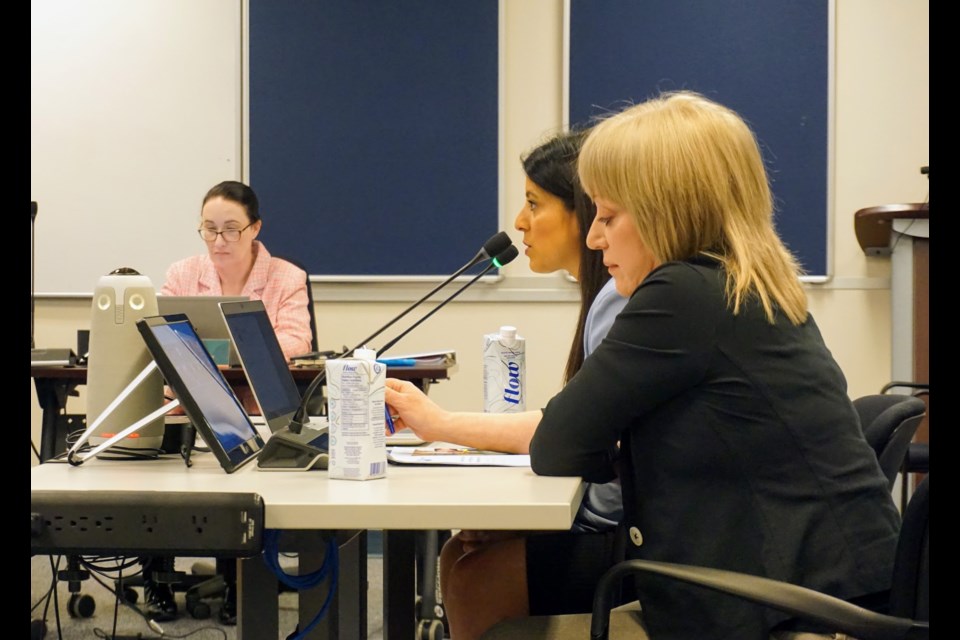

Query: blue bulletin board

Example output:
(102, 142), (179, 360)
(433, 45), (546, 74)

(567, 0), (832, 279)
(248, 1), (500, 278)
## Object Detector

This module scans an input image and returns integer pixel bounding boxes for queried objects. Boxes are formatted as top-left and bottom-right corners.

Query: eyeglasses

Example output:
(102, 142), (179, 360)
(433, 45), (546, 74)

(198, 223), (253, 243)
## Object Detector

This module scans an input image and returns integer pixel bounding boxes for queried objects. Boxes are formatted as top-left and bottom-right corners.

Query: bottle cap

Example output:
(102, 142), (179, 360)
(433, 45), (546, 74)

(499, 326), (517, 340)
(353, 347), (377, 361)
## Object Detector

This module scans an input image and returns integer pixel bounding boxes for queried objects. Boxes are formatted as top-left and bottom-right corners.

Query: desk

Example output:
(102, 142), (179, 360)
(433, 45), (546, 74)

(31, 362), (454, 463)
(31, 454), (584, 639)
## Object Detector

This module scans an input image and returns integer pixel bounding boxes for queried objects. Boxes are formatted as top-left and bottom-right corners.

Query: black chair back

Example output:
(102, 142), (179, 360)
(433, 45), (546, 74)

(854, 394), (927, 490)
(889, 474), (929, 621)
(273, 254), (318, 352)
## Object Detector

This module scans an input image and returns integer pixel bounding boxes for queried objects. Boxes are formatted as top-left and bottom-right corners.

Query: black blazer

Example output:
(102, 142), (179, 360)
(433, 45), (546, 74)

(530, 258), (900, 639)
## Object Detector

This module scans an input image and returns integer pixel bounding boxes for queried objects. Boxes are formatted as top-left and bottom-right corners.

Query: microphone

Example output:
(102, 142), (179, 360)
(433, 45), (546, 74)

(376, 245), (519, 357)
(287, 241), (517, 434)
(340, 231), (512, 357)
(476, 230), (514, 261)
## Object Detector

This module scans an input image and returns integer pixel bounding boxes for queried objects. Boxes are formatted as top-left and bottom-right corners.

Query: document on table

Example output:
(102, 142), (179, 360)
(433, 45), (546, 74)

(387, 442), (530, 467)
(386, 428), (427, 447)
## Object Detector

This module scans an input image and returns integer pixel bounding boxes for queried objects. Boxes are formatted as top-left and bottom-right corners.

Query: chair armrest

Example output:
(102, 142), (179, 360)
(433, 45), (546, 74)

(590, 559), (928, 640)
(881, 381), (929, 396)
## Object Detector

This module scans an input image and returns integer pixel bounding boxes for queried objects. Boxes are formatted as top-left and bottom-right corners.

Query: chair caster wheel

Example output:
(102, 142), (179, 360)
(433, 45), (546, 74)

(123, 586), (139, 604)
(417, 618), (445, 640)
(186, 599), (212, 619)
(30, 619), (47, 640)
(67, 593), (96, 618)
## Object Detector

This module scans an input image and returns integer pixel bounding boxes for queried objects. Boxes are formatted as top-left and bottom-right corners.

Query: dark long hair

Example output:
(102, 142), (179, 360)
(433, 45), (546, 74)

(521, 128), (611, 384)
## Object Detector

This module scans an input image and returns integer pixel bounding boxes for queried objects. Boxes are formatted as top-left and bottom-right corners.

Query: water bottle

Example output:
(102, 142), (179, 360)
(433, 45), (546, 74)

(483, 326), (526, 412)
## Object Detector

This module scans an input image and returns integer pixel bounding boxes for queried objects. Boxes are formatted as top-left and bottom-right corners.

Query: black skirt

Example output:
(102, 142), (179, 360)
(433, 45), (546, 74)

(526, 528), (626, 616)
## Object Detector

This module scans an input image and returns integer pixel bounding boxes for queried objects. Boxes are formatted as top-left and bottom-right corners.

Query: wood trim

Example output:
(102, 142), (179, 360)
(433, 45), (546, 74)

(853, 203), (929, 256)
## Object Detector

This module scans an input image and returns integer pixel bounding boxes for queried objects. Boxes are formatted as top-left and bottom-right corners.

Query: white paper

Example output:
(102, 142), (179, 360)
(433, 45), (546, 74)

(387, 446), (530, 467)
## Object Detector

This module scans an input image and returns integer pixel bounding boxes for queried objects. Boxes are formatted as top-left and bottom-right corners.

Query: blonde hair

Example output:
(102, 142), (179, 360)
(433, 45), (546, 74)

(578, 91), (807, 325)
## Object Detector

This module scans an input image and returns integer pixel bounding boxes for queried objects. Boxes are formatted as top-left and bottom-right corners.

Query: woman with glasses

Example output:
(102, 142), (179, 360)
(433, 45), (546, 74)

(161, 180), (312, 360)
(144, 181), (312, 624)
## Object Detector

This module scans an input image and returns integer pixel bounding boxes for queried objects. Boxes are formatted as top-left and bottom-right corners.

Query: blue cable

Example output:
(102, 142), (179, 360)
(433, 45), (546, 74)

(262, 529), (339, 638)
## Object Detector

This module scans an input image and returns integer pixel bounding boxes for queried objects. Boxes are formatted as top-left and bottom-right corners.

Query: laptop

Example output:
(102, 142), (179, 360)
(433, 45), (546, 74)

(135, 313), (265, 473)
(156, 295), (248, 366)
(219, 299), (329, 471)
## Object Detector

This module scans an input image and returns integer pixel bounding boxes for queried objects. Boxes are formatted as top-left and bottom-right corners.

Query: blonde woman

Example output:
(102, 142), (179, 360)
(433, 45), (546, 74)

(387, 92), (900, 639)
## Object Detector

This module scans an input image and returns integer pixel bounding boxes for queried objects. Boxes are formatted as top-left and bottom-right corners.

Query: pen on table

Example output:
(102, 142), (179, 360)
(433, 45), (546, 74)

(378, 358), (417, 367)
(384, 407), (397, 434)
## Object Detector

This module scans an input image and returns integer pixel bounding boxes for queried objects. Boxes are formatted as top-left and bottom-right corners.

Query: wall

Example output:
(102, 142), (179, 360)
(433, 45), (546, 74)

(31, 0), (929, 464)
(30, 0), (242, 295)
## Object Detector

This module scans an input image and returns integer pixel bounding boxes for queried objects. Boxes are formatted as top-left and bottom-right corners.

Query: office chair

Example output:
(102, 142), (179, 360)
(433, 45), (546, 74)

(481, 474), (930, 640)
(113, 558), (229, 621)
(853, 394), (927, 491)
(274, 255), (325, 419)
(881, 382), (929, 513)
(416, 529), (451, 640)
(273, 254), (319, 353)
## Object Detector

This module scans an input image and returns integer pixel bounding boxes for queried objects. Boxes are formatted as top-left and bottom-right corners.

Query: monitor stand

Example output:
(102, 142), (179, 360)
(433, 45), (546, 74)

(164, 416), (200, 468)
(256, 424), (329, 471)
(67, 361), (180, 466)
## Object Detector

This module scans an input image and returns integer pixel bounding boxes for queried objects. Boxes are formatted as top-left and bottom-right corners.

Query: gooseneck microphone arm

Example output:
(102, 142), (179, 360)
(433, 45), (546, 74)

(347, 231), (512, 354)
(288, 241), (517, 434)
(376, 245), (519, 358)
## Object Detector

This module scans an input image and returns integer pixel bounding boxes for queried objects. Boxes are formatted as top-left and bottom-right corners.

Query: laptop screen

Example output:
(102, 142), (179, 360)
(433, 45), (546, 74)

(136, 314), (264, 473)
(156, 295), (248, 365)
(218, 300), (303, 433)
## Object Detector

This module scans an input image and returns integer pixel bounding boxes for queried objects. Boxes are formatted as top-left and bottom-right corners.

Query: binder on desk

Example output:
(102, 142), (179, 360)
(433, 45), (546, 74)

(389, 350), (457, 366)
(31, 348), (77, 367)
(290, 350), (456, 368)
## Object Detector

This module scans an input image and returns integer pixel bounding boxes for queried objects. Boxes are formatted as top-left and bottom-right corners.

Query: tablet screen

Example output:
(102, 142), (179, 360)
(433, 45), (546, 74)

(136, 314), (264, 473)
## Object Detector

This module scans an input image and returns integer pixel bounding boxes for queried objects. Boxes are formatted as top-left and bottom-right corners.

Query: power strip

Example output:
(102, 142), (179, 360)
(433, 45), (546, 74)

(31, 490), (263, 556)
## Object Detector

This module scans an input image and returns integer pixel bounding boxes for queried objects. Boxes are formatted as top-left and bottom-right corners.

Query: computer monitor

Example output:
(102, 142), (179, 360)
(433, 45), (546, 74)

(219, 300), (304, 434)
(219, 299), (328, 471)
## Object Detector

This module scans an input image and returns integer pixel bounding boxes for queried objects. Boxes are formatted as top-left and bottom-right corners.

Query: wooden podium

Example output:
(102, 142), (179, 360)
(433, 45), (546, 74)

(854, 202), (929, 385)
(854, 202), (929, 497)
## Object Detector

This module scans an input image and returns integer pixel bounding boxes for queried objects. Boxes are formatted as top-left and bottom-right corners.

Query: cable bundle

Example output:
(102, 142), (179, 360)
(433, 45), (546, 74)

(262, 529), (339, 639)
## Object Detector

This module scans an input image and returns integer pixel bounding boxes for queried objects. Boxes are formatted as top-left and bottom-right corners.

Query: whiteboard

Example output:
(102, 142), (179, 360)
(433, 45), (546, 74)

(31, 0), (241, 295)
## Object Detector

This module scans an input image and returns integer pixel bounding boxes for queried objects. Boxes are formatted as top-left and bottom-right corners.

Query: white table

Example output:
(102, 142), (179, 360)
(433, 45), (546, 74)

(31, 453), (584, 639)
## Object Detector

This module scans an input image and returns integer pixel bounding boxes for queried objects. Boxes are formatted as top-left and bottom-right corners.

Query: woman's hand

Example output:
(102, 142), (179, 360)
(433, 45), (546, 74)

(384, 378), (449, 442)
